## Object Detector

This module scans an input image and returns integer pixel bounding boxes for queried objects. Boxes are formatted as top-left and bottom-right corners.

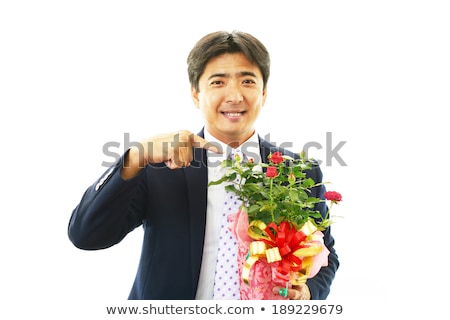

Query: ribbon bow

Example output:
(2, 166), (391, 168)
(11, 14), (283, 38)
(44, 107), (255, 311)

(243, 219), (324, 286)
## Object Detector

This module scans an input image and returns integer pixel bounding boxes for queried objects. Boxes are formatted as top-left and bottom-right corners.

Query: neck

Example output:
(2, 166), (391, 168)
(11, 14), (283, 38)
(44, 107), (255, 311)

(208, 130), (256, 149)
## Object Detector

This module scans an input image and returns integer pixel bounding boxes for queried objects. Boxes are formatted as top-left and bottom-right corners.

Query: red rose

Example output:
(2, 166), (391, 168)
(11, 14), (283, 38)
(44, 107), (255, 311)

(324, 191), (342, 202)
(270, 152), (284, 164)
(266, 166), (277, 178)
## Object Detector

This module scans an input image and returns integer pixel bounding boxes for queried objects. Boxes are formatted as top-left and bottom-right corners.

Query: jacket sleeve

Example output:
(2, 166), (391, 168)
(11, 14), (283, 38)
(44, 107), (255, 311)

(305, 166), (340, 299)
(68, 152), (147, 250)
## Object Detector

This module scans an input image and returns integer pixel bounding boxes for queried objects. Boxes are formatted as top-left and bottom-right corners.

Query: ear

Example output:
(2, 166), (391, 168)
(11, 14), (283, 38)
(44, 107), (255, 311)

(191, 86), (200, 109)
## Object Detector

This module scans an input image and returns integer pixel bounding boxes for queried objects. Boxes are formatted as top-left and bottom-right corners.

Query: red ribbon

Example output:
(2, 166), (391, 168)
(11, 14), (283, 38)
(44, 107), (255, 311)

(260, 221), (309, 275)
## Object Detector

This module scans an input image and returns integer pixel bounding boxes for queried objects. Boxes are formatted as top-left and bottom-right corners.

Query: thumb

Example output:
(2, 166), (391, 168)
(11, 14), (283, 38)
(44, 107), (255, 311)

(191, 134), (222, 154)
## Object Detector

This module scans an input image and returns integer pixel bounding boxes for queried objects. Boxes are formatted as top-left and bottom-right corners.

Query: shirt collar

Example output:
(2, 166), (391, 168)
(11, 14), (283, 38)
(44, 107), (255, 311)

(204, 130), (261, 165)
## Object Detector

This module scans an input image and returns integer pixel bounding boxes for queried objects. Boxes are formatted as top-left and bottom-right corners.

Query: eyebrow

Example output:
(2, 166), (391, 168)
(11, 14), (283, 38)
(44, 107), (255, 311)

(207, 71), (258, 80)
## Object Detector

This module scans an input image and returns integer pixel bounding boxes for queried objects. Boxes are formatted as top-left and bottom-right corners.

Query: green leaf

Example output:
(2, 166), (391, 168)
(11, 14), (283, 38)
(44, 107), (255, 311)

(289, 189), (299, 202)
(207, 176), (230, 186)
(248, 204), (261, 215)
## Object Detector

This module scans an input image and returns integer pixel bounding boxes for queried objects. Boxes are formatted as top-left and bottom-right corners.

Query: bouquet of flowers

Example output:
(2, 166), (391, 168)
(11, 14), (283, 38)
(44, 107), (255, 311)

(209, 151), (342, 300)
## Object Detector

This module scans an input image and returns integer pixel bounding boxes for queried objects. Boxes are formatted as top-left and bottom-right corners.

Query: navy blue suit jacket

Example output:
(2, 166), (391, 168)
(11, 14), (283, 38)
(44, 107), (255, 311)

(68, 130), (339, 299)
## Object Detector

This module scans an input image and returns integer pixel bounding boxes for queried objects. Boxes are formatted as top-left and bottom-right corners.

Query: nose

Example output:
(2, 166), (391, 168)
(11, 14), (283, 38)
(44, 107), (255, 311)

(225, 81), (243, 104)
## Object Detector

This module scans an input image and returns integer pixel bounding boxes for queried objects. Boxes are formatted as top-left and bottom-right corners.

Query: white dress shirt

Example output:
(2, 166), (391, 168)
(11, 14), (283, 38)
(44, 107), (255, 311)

(195, 130), (261, 299)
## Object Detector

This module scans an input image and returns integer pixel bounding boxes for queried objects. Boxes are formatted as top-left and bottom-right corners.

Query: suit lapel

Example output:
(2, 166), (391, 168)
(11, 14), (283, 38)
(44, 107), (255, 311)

(258, 135), (275, 165)
(183, 131), (208, 294)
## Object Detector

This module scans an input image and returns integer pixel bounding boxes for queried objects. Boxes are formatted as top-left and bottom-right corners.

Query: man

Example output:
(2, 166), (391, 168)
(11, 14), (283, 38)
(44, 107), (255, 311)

(68, 30), (339, 300)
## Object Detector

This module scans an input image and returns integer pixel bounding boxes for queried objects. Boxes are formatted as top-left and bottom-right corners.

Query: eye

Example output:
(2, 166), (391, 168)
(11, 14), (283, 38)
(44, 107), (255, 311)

(210, 80), (224, 86)
(242, 79), (256, 85)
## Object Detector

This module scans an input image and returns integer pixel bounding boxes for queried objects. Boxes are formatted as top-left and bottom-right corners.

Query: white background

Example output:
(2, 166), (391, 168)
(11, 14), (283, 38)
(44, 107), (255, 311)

(1, 1), (449, 319)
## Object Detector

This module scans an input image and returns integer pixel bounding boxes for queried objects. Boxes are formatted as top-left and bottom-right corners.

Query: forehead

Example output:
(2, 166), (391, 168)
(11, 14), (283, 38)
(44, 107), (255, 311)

(202, 52), (263, 78)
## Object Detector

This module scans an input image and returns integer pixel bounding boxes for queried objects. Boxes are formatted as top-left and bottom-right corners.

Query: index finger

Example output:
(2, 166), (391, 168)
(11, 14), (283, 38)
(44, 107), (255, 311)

(191, 134), (223, 154)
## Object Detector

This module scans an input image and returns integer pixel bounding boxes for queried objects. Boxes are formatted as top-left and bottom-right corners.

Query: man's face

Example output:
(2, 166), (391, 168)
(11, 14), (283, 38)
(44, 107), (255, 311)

(191, 52), (267, 147)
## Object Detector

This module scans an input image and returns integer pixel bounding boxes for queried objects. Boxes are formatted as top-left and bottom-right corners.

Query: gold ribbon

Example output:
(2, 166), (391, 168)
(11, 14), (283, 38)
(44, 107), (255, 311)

(300, 219), (318, 235)
(265, 247), (282, 263)
(247, 220), (271, 241)
(249, 241), (267, 257)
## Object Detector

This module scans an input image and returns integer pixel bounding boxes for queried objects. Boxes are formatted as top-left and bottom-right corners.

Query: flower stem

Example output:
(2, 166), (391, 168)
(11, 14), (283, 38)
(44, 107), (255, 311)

(324, 202), (333, 220)
(269, 177), (275, 222)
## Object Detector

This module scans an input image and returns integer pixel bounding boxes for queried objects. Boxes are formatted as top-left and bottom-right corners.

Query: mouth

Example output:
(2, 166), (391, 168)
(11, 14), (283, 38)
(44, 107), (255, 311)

(221, 111), (246, 119)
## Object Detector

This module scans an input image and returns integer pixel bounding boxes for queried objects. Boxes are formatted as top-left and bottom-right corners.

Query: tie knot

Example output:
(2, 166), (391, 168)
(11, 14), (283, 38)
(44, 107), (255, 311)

(229, 149), (245, 162)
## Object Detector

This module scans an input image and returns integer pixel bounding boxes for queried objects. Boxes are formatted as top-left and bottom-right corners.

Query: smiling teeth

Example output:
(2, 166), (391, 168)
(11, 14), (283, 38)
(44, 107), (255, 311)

(225, 112), (242, 116)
